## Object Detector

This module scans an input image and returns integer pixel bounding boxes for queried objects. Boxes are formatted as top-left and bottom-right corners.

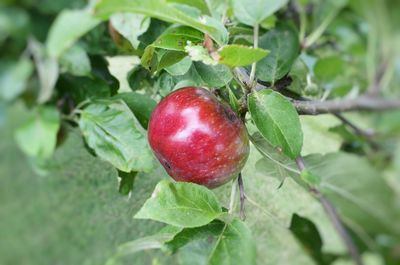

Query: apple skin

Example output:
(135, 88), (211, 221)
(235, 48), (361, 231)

(148, 87), (249, 188)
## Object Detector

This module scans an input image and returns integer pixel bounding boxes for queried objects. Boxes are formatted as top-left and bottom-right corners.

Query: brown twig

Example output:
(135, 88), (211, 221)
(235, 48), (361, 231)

(333, 113), (380, 150)
(238, 173), (246, 220)
(367, 60), (389, 96)
(291, 96), (400, 115)
(334, 113), (375, 138)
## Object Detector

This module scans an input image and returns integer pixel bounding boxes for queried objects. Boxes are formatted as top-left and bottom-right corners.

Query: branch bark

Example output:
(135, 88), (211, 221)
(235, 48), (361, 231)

(291, 96), (400, 115)
(235, 67), (400, 115)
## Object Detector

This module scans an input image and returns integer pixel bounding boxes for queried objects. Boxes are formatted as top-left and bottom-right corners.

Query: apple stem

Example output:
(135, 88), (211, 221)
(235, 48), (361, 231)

(238, 173), (246, 220)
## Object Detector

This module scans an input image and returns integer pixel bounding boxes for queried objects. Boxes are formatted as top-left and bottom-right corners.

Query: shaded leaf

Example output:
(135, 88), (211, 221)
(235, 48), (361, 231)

(193, 62), (232, 87)
(57, 74), (112, 104)
(110, 13), (150, 49)
(165, 56), (192, 76)
(113, 92), (157, 129)
(118, 171), (137, 196)
(256, 26), (300, 83)
(59, 44), (91, 76)
(166, 219), (256, 265)
(157, 50), (187, 72)
(227, 86), (240, 113)
(290, 214), (337, 265)
(79, 99), (154, 172)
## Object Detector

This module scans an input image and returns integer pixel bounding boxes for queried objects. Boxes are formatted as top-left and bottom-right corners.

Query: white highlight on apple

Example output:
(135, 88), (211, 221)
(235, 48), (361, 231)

(172, 107), (212, 141)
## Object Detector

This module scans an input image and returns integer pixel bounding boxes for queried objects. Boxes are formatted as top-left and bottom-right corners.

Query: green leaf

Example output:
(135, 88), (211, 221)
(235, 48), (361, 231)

(227, 86), (240, 113)
(256, 26), (300, 83)
(156, 50), (187, 72)
(112, 92), (157, 129)
(166, 0), (210, 14)
(218, 44), (269, 67)
(14, 106), (60, 159)
(135, 180), (223, 227)
(0, 7), (29, 42)
(300, 170), (321, 186)
(153, 26), (204, 51)
(290, 214), (336, 265)
(308, 153), (400, 236)
(248, 90), (303, 159)
(232, 0), (288, 26)
(110, 13), (150, 49)
(164, 220), (224, 252)
(0, 57), (33, 101)
(118, 171), (137, 196)
(59, 44), (91, 77)
(260, 15), (277, 29)
(141, 45), (157, 71)
(79, 99), (154, 173)
(185, 43), (218, 65)
(95, 0), (228, 45)
(156, 72), (176, 96)
(240, 143), (345, 261)
(166, 219), (256, 265)
(165, 56), (192, 76)
(57, 75), (113, 104)
(314, 56), (345, 82)
(192, 62), (233, 87)
(28, 38), (59, 103)
(206, 219), (256, 265)
(300, 115), (342, 155)
(174, 62), (233, 88)
(109, 225), (183, 261)
(46, 9), (100, 58)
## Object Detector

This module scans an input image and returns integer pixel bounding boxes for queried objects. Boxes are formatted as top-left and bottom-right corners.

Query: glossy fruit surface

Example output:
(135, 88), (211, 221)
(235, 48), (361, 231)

(148, 87), (249, 188)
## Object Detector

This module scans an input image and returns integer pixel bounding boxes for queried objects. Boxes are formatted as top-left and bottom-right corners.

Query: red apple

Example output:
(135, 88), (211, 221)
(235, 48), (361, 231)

(148, 87), (249, 188)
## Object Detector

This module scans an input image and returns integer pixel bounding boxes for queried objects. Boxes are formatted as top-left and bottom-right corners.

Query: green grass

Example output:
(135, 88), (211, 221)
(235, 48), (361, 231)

(0, 103), (176, 265)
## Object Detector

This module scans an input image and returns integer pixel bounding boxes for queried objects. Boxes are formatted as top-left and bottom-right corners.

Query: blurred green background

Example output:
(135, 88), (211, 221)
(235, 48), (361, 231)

(0, 103), (174, 265)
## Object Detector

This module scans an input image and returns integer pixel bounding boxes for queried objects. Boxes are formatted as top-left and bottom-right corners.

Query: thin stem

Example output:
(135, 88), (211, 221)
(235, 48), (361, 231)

(312, 189), (364, 265)
(238, 173), (246, 220)
(299, 5), (307, 43)
(295, 156), (306, 171)
(367, 58), (390, 96)
(248, 24), (259, 88)
(334, 113), (380, 151)
(228, 178), (238, 215)
(303, 9), (339, 49)
(334, 113), (375, 138)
